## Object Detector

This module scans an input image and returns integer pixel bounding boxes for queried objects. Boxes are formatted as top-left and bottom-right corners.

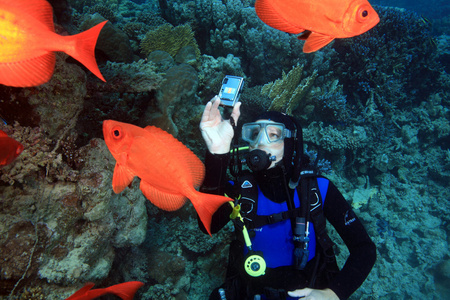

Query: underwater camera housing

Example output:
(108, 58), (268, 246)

(219, 75), (244, 107)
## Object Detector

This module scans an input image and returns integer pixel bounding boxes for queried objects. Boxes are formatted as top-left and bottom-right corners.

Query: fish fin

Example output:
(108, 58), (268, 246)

(63, 21), (107, 82)
(103, 281), (144, 300)
(140, 180), (187, 211)
(143, 126), (205, 188)
(302, 32), (335, 53)
(65, 282), (95, 300)
(2, 0), (54, 31)
(0, 53), (55, 87)
(112, 163), (135, 193)
(189, 191), (231, 236)
(298, 31), (312, 41)
(255, 0), (304, 34)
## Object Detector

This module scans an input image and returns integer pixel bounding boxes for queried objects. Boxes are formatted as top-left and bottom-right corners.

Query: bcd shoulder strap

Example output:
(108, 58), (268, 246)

(234, 172), (259, 223)
(302, 176), (335, 253)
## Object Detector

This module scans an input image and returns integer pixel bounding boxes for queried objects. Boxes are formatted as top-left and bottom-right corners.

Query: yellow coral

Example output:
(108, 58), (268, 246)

(286, 69), (318, 115)
(262, 64), (318, 116)
(140, 24), (201, 59)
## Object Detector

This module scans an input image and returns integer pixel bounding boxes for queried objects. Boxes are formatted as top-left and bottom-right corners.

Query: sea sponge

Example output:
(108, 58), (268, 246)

(140, 24), (201, 60)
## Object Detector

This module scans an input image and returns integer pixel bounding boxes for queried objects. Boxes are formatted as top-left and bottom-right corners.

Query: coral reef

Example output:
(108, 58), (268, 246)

(0, 120), (80, 186)
(86, 4), (117, 22)
(80, 14), (134, 63)
(140, 24), (201, 60)
(7, 52), (87, 140)
(0, 139), (147, 297)
(143, 63), (200, 137)
(1, 1), (448, 299)
(260, 63), (348, 122)
(304, 122), (369, 152)
(159, 0), (305, 84)
(110, 206), (232, 299)
(332, 6), (442, 109)
(197, 54), (246, 100)
(261, 64), (318, 116)
(99, 59), (164, 93)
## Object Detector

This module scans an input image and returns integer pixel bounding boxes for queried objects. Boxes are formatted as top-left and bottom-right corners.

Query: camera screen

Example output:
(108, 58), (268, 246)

(219, 76), (244, 107)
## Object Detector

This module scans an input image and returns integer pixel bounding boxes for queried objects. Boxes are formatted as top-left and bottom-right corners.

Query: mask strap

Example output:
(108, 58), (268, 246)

(288, 117), (303, 189)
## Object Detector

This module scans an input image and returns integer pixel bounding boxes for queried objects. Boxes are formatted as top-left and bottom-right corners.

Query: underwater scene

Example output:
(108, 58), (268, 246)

(0, 0), (449, 299)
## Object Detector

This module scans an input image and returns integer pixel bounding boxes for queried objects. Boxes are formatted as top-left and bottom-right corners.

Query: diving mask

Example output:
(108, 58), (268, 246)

(242, 122), (295, 147)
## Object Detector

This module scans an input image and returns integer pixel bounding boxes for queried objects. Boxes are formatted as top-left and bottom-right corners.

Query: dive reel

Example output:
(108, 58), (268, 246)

(229, 201), (267, 277)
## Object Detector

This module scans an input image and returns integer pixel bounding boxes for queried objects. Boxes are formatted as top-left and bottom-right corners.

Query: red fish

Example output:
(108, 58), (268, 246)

(0, 0), (107, 87)
(255, 0), (380, 53)
(0, 130), (23, 166)
(103, 120), (231, 235)
(65, 281), (144, 300)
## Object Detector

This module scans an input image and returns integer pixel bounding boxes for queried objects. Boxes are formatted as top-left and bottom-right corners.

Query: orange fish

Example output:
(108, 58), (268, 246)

(65, 281), (144, 300)
(102, 120), (231, 235)
(255, 0), (380, 53)
(0, 0), (107, 87)
(0, 130), (23, 166)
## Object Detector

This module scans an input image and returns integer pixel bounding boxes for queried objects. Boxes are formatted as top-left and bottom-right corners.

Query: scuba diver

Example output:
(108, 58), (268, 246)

(198, 96), (376, 300)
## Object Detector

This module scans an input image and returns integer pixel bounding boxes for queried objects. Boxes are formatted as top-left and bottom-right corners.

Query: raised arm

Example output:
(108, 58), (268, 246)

(199, 96), (241, 154)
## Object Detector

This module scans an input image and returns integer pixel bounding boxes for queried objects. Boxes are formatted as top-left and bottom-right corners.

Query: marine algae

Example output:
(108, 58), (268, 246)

(140, 24), (201, 59)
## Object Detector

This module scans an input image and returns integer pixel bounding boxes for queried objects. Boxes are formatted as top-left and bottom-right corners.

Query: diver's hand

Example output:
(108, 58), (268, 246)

(200, 96), (241, 154)
(288, 288), (339, 300)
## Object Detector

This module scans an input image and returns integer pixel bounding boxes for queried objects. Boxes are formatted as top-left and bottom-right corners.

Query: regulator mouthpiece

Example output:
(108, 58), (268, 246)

(244, 149), (276, 172)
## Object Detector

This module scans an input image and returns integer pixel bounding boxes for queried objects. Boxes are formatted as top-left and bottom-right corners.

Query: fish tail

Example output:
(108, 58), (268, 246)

(190, 191), (231, 236)
(65, 21), (108, 82)
(103, 281), (144, 300)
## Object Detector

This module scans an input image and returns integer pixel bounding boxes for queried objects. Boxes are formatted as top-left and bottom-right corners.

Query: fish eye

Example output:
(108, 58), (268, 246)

(111, 126), (123, 139)
(357, 6), (371, 22)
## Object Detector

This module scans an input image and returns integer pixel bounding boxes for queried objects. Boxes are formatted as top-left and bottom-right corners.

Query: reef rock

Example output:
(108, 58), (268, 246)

(0, 138), (147, 294)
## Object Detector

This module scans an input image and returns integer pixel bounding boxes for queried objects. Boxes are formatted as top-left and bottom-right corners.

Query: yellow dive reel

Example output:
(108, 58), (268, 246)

(229, 201), (266, 277)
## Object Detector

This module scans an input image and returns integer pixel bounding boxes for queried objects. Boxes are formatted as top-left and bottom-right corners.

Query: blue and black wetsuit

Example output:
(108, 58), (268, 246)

(199, 151), (376, 300)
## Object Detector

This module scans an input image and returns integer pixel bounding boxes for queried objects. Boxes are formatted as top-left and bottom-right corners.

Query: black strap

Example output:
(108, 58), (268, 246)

(245, 207), (303, 229)
(307, 179), (334, 252)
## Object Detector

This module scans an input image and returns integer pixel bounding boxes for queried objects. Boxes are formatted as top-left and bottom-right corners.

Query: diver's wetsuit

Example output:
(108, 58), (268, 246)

(199, 151), (376, 300)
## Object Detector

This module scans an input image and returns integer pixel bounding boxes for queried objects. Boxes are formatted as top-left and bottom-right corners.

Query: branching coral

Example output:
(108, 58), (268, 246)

(262, 64), (318, 116)
(140, 24), (201, 60)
